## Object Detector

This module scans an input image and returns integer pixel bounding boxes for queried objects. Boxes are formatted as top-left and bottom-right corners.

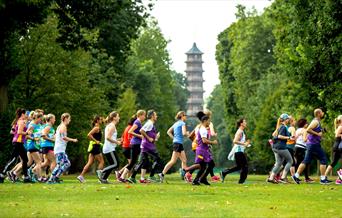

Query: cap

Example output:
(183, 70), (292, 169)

(280, 113), (290, 120)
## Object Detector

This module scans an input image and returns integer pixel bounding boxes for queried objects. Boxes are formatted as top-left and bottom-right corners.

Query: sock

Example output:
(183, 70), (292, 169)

(161, 173), (164, 176)
(320, 175), (325, 180)
(294, 173), (299, 178)
(141, 177), (145, 180)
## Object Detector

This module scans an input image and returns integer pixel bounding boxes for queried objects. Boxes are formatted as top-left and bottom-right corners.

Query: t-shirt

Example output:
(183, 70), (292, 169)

(130, 119), (142, 145)
(141, 120), (157, 152)
(273, 124), (290, 150)
(172, 120), (185, 144)
(197, 126), (209, 150)
(122, 125), (132, 148)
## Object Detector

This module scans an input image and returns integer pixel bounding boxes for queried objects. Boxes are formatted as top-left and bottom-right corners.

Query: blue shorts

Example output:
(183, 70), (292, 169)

(302, 143), (327, 165)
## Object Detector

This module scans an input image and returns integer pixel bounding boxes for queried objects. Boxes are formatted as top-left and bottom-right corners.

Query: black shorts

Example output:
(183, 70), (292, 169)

(42, 147), (54, 154)
(123, 148), (131, 159)
(173, 143), (184, 153)
(28, 148), (40, 153)
(89, 144), (101, 155)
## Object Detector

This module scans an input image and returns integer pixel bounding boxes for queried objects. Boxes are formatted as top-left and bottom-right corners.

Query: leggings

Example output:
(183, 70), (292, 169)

(102, 151), (119, 180)
(271, 148), (293, 175)
(294, 146), (310, 179)
(52, 152), (71, 178)
(330, 149), (342, 168)
(222, 152), (248, 184)
(194, 161), (214, 182)
(125, 144), (140, 171)
(1, 142), (28, 177)
(131, 150), (162, 179)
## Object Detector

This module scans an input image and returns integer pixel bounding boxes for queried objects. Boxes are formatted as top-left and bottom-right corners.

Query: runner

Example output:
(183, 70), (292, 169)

(267, 113), (293, 184)
(292, 109), (331, 184)
(129, 110), (163, 183)
(0, 108), (31, 183)
(324, 115), (342, 183)
(192, 112), (218, 185)
(286, 116), (296, 177)
(98, 111), (121, 184)
(294, 118), (313, 183)
(159, 111), (189, 182)
(124, 110), (146, 183)
(117, 115), (136, 182)
(77, 115), (104, 183)
(220, 118), (250, 184)
(40, 114), (56, 181)
(48, 113), (78, 184)
(26, 112), (44, 182)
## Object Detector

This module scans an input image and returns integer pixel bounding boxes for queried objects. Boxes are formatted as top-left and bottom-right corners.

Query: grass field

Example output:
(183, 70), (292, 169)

(0, 174), (341, 218)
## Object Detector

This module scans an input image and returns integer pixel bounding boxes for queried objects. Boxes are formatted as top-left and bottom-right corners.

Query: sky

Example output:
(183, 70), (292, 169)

(145, 0), (273, 99)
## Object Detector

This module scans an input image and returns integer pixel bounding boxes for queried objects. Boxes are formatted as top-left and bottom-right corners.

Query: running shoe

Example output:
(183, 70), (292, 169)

(274, 174), (281, 182)
(220, 171), (226, 183)
(158, 173), (164, 183)
(291, 175), (301, 184)
(337, 169), (342, 180)
(55, 177), (63, 183)
(77, 175), (85, 183)
(278, 178), (288, 184)
(200, 179), (211, 186)
(27, 168), (34, 179)
(304, 178), (315, 183)
(96, 170), (102, 180)
(192, 179), (200, 186)
(184, 172), (192, 183)
(0, 175), (4, 183)
(139, 179), (150, 184)
(147, 176), (158, 183)
(266, 178), (278, 184)
(320, 178), (332, 185)
(115, 171), (121, 180)
(211, 175), (220, 182)
(335, 179), (342, 185)
(6, 171), (15, 183)
(117, 177), (127, 183)
(24, 176), (35, 183)
(179, 168), (184, 180)
(37, 177), (46, 183)
(99, 179), (111, 184)
(127, 177), (136, 184)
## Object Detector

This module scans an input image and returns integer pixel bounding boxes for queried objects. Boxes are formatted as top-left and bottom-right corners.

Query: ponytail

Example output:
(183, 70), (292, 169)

(335, 115), (342, 130)
(61, 113), (71, 122)
(92, 115), (101, 127)
(105, 111), (118, 124)
(11, 108), (25, 126)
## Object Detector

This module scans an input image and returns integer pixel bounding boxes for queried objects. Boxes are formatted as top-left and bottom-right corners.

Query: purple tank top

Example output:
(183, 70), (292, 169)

(130, 119), (142, 145)
(12, 123), (27, 143)
(307, 119), (322, 145)
(197, 129), (209, 150)
(141, 125), (157, 152)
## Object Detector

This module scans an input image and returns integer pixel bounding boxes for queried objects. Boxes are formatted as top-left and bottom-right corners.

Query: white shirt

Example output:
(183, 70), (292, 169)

(103, 123), (117, 154)
(141, 120), (154, 132)
(54, 126), (68, 154)
(295, 128), (306, 148)
(234, 130), (246, 153)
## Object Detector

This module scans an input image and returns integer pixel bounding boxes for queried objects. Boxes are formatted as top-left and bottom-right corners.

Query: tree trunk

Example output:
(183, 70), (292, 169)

(0, 84), (8, 113)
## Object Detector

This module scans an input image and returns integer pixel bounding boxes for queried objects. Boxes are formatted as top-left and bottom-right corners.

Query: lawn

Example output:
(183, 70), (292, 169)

(0, 174), (341, 218)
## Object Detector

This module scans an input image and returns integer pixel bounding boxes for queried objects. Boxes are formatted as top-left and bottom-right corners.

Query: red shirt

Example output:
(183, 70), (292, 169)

(122, 125), (133, 148)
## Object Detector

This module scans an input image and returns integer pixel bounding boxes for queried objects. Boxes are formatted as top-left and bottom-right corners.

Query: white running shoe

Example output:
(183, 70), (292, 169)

(77, 175), (85, 183)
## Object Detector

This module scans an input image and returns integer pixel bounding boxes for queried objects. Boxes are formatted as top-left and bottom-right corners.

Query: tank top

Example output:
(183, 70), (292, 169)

(41, 124), (55, 148)
(54, 125), (68, 154)
(92, 129), (102, 142)
(12, 122), (27, 143)
(234, 130), (246, 153)
(122, 125), (132, 148)
(295, 128), (306, 149)
(26, 122), (42, 149)
(103, 123), (117, 154)
(306, 119), (322, 145)
(286, 126), (296, 149)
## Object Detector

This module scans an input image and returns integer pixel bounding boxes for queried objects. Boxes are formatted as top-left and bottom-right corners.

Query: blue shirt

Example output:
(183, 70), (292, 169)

(172, 120), (185, 144)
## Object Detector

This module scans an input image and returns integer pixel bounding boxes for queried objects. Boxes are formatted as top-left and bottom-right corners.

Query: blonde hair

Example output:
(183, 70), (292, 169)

(105, 111), (118, 123)
(334, 115), (342, 130)
(34, 112), (43, 120)
(314, 108), (322, 117)
(46, 114), (55, 122)
(61, 113), (71, 122)
(136, 110), (146, 117)
(204, 109), (212, 118)
(175, 111), (185, 120)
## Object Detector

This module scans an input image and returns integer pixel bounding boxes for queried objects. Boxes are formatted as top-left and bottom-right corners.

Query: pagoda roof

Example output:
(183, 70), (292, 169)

(186, 43), (203, 55)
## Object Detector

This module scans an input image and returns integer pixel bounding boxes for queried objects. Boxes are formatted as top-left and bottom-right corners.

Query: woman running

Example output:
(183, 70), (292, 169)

(123, 110), (146, 183)
(324, 115), (342, 183)
(40, 114), (56, 180)
(286, 116), (296, 177)
(48, 113), (78, 184)
(294, 118), (313, 183)
(117, 115), (136, 182)
(77, 115), (104, 183)
(98, 111), (121, 184)
(220, 118), (250, 184)
(0, 108), (31, 183)
(26, 112), (44, 182)
(267, 113), (293, 184)
(129, 110), (163, 183)
(192, 112), (218, 185)
(159, 111), (189, 182)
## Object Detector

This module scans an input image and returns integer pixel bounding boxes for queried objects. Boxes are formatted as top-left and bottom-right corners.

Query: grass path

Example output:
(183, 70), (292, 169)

(0, 174), (341, 217)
